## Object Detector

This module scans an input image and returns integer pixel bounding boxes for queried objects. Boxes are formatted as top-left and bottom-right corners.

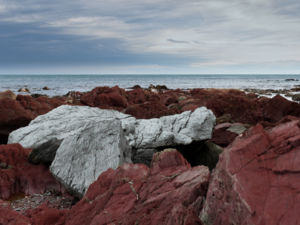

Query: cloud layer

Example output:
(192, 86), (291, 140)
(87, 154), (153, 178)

(0, 0), (300, 73)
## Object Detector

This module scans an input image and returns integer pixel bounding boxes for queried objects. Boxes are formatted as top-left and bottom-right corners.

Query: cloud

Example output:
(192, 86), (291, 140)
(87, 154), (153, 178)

(0, 0), (300, 73)
(167, 39), (189, 44)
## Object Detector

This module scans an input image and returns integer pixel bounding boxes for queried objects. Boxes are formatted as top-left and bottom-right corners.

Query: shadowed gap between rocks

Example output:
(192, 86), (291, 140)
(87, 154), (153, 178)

(0, 134), (8, 144)
(132, 140), (223, 171)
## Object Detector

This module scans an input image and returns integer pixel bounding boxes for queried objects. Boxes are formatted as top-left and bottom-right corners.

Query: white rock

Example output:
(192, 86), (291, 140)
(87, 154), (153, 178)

(50, 119), (131, 197)
(8, 105), (131, 163)
(127, 107), (216, 149)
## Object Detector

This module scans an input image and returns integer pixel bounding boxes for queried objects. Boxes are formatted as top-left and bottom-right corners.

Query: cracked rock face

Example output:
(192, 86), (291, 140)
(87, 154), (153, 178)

(8, 105), (215, 196)
(200, 120), (300, 225)
(50, 119), (132, 198)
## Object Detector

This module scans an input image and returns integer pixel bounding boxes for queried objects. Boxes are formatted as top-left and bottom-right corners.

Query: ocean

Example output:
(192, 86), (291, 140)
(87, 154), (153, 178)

(0, 74), (300, 97)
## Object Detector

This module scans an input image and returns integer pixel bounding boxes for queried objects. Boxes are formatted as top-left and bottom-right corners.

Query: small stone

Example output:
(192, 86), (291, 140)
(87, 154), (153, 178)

(18, 87), (30, 93)
(0, 161), (8, 169)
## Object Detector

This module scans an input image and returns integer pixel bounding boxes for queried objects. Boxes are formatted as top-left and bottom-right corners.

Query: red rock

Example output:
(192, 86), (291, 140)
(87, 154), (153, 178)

(0, 207), (31, 225)
(200, 120), (300, 225)
(65, 149), (209, 225)
(0, 144), (64, 200)
(0, 90), (16, 100)
(0, 98), (34, 144)
(262, 94), (300, 123)
(16, 95), (66, 117)
(126, 88), (149, 104)
(124, 101), (178, 119)
(80, 86), (128, 109)
(211, 123), (238, 147)
(25, 203), (66, 225)
(188, 89), (263, 124)
(0, 93), (67, 144)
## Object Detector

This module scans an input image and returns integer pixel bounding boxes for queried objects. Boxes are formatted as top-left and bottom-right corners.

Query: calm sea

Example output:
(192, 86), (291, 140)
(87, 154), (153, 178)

(0, 74), (299, 96)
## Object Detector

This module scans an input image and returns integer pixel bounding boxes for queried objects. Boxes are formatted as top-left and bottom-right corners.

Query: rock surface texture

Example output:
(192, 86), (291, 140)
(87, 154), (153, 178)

(66, 149), (210, 225)
(9, 105), (215, 196)
(0, 92), (66, 144)
(0, 144), (63, 200)
(50, 119), (132, 197)
(0, 149), (209, 225)
(200, 120), (300, 225)
(8, 105), (129, 162)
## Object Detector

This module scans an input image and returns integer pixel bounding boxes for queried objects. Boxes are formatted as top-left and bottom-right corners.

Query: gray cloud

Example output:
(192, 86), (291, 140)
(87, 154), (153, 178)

(167, 39), (189, 44)
(0, 0), (300, 73)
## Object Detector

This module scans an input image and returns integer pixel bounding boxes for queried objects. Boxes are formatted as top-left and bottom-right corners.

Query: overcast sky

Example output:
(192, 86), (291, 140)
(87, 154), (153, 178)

(0, 0), (300, 74)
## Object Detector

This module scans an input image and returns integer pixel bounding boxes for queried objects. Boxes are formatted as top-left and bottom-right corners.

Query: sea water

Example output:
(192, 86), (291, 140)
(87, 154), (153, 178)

(0, 74), (299, 96)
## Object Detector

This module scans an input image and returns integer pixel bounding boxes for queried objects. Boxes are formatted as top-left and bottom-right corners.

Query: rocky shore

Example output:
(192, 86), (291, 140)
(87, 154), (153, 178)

(0, 86), (299, 225)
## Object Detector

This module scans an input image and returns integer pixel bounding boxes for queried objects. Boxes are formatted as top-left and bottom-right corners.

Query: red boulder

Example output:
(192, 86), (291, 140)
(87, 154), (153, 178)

(124, 101), (178, 119)
(16, 95), (66, 117)
(201, 120), (300, 225)
(0, 207), (31, 225)
(80, 86), (128, 110)
(0, 144), (63, 200)
(0, 98), (34, 143)
(66, 149), (209, 225)
(262, 94), (300, 123)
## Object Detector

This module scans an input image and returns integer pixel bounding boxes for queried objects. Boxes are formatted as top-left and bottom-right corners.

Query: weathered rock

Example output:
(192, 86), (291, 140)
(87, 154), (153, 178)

(50, 119), (132, 197)
(16, 95), (66, 117)
(0, 98), (34, 144)
(9, 105), (215, 165)
(262, 94), (300, 123)
(128, 107), (216, 149)
(0, 90), (16, 100)
(0, 207), (31, 225)
(0, 144), (63, 200)
(24, 203), (67, 225)
(42, 86), (50, 90)
(18, 87), (30, 93)
(200, 120), (300, 225)
(0, 149), (209, 225)
(65, 149), (209, 225)
(211, 123), (248, 147)
(80, 86), (128, 110)
(124, 101), (178, 119)
(292, 93), (300, 102)
(8, 105), (129, 162)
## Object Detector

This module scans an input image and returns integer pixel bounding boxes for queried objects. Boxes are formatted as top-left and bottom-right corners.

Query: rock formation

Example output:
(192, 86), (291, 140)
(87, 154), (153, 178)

(50, 119), (132, 197)
(200, 119), (300, 225)
(9, 105), (215, 196)
(0, 144), (63, 200)
(0, 149), (209, 225)
(8, 105), (128, 164)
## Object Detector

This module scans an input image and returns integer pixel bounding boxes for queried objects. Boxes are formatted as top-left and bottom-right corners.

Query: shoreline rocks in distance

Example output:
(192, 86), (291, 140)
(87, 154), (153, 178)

(18, 87), (30, 93)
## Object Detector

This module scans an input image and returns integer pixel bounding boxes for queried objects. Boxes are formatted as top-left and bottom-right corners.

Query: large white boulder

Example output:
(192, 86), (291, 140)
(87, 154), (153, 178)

(8, 105), (130, 163)
(50, 119), (131, 197)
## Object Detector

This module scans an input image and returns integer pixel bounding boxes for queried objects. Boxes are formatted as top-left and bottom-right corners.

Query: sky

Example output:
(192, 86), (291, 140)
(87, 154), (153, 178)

(0, 0), (300, 74)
